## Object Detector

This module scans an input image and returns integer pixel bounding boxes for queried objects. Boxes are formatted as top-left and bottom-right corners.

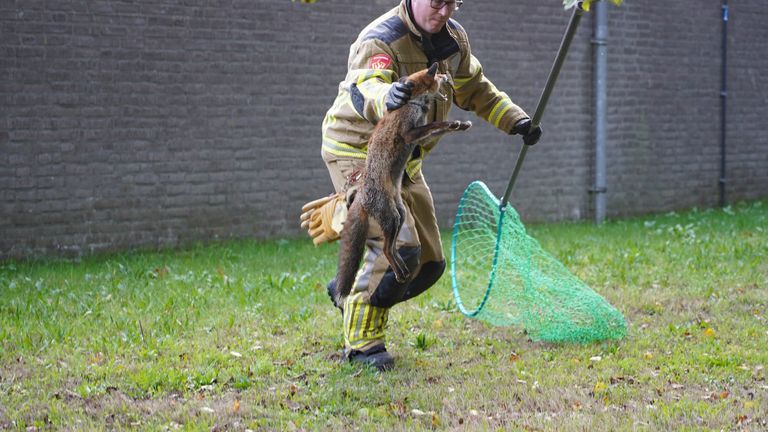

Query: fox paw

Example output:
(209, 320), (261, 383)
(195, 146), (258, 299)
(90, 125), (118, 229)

(394, 269), (411, 283)
(451, 120), (472, 131)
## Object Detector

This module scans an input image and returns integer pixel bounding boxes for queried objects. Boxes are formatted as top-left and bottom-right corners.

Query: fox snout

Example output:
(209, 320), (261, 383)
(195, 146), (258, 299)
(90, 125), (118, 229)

(435, 73), (453, 87)
(434, 73), (451, 101)
(408, 65), (452, 101)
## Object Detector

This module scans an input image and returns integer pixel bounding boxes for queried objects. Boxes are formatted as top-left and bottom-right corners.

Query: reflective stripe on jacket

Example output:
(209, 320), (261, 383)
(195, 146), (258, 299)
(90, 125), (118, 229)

(322, 0), (529, 178)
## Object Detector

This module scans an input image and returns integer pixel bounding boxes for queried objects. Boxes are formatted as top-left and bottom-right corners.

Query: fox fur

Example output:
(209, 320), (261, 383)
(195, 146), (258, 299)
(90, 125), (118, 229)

(333, 63), (472, 305)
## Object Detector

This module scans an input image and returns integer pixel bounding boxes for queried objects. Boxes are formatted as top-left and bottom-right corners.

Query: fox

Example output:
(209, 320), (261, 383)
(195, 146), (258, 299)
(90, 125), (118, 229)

(332, 63), (472, 307)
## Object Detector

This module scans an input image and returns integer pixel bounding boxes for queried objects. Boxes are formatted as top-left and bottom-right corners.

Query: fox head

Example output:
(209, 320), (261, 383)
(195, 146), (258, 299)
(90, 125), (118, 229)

(401, 63), (450, 101)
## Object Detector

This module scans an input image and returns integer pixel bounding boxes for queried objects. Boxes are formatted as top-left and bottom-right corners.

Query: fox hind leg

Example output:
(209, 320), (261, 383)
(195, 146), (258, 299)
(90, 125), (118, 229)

(380, 203), (410, 283)
(392, 201), (410, 282)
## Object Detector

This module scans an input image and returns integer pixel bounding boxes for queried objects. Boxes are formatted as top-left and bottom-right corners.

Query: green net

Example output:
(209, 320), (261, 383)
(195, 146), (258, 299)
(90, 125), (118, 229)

(450, 181), (627, 344)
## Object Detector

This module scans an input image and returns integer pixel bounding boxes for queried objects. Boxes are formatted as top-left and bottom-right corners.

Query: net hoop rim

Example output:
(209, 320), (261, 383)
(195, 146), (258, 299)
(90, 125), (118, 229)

(451, 180), (506, 317)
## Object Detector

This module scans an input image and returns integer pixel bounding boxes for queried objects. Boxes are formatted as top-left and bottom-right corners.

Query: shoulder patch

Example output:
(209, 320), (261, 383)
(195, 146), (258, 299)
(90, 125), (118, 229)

(363, 16), (408, 45)
(368, 53), (393, 70)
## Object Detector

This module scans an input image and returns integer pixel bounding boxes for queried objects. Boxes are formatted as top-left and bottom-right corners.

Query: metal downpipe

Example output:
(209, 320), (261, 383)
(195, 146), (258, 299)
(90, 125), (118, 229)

(591, 1), (608, 224)
(720, 1), (729, 207)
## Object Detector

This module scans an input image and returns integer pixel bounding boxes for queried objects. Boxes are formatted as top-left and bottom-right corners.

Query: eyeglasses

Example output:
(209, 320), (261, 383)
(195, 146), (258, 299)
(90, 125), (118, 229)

(430, 0), (463, 11)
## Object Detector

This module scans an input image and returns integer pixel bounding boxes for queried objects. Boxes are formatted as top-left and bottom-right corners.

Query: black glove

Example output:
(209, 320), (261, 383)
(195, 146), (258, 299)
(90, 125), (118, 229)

(385, 81), (413, 111)
(513, 118), (543, 146)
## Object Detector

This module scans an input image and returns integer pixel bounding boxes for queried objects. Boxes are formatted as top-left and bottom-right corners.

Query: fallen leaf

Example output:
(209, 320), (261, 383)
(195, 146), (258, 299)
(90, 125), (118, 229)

(644, 351), (653, 360)
(593, 381), (607, 393)
(509, 351), (520, 362)
(89, 352), (105, 366)
(705, 391), (729, 401)
(411, 409), (426, 416)
(200, 406), (214, 414)
(289, 383), (298, 396)
(590, 356), (602, 362)
(230, 351), (242, 358)
(233, 399), (240, 413)
(154, 266), (169, 278)
(389, 400), (407, 417)
(431, 413), (440, 427)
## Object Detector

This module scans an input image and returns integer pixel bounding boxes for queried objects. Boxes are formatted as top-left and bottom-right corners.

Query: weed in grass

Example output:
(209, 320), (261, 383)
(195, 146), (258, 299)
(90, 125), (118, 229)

(410, 332), (435, 351)
(432, 298), (456, 312)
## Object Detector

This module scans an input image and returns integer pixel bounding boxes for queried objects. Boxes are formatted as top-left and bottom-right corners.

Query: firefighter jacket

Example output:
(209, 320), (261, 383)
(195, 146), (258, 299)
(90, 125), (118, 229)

(322, 0), (530, 179)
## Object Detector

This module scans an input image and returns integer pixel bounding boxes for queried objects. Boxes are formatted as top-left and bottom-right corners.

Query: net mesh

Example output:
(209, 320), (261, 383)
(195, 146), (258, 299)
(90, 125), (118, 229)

(450, 181), (627, 344)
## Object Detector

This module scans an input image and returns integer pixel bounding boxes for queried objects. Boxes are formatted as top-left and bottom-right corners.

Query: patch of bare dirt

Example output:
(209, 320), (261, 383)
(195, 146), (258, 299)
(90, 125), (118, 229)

(72, 387), (259, 430)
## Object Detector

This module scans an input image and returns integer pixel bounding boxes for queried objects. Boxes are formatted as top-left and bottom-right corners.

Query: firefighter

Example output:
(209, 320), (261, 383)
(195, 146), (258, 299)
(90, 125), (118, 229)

(317, 0), (542, 370)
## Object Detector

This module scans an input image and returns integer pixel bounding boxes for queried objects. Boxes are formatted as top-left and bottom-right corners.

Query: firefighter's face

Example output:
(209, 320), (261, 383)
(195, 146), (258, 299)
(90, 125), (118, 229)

(411, 0), (455, 34)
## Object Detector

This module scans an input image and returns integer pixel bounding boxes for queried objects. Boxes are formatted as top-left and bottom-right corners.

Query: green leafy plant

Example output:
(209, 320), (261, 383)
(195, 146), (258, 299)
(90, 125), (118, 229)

(410, 332), (435, 351)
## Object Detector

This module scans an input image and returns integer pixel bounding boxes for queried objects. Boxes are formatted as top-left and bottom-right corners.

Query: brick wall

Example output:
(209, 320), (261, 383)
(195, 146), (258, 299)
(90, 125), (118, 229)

(2, 0), (766, 259)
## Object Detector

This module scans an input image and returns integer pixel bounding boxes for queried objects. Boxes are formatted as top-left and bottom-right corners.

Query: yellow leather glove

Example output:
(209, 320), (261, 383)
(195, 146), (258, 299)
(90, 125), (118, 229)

(300, 192), (347, 245)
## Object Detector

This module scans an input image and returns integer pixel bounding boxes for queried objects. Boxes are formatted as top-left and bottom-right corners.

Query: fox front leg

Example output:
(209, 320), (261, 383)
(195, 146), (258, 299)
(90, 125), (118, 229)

(404, 120), (472, 145)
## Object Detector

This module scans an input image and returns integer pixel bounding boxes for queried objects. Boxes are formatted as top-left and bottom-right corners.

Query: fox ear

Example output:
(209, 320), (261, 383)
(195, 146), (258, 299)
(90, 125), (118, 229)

(427, 63), (438, 77)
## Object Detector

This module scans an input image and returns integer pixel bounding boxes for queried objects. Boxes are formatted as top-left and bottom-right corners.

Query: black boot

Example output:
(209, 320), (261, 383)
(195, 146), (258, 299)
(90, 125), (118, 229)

(326, 278), (343, 314)
(347, 344), (394, 371)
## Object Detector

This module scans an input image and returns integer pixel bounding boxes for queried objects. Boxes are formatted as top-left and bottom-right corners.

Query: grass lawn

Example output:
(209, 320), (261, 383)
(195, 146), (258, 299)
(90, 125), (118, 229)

(1, 201), (766, 430)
